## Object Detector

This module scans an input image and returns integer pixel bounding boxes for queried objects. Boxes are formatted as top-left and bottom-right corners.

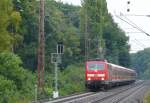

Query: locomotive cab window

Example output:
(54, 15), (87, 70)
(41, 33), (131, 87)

(87, 63), (104, 70)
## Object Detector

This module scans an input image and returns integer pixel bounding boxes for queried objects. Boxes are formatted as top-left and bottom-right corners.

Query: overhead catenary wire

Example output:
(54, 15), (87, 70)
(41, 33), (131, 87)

(121, 14), (150, 36)
(120, 14), (150, 17)
(115, 13), (149, 52)
(130, 39), (146, 49)
(130, 40), (144, 49)
(115, 15), (150, 36)
(119, 15), (148, 48)
(134, 39), (146, 48)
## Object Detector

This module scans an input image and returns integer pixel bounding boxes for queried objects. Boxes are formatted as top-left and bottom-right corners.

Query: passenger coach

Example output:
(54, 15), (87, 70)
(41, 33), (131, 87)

(85, 60), (136, 90)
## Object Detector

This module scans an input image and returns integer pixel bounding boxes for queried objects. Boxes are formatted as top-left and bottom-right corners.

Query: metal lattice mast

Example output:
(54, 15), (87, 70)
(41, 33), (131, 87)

(99, 0), (104, 59)
(38, 0), (45, 88)
(85, 1), (89, 61)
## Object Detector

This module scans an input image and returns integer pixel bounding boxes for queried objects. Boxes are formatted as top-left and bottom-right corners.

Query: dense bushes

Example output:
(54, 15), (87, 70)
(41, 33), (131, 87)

(0, 52), (35, 102)
(43, 64), (85, 97)
(59, 64), (85, 96)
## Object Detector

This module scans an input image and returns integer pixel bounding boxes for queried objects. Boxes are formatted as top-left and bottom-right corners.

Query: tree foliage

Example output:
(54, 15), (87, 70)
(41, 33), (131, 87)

(13, 0), (82, 71)
(0, 0), (21, 52)
(103, 14), (130, 67)
(80, 0), (130, 67)
(0, 0), (132, 101)
(80, 0), (106, 59)
(59, 64), (85, 96)
(12, 0), (38, 70)
(12, 0), (130, 71)
(0, 52), (35, 102)
(131, 48), (150, 79)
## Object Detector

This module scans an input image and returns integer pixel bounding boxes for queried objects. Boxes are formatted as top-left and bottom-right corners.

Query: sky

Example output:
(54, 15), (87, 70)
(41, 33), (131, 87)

(56, 0), (150, 53)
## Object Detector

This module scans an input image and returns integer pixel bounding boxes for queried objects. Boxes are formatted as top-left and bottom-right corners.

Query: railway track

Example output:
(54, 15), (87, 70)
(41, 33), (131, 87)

(60, 80), (144, 103)
(31, 91), (94, 103)
(33, 80), (145, 103)
(91, 80), (145, 103)
(44, 92), (95, 103)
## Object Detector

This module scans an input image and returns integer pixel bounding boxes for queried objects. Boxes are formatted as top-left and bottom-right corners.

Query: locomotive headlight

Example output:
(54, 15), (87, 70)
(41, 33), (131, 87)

(88, 78), (91, 80)
(101, 77), (104, 80)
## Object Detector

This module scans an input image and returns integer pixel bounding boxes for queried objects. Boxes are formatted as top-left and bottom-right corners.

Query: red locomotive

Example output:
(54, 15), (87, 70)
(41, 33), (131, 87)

(85, 60), (136, 90)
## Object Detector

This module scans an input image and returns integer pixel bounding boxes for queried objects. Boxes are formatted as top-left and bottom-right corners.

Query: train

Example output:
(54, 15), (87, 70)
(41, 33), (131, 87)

(85, 60), (137, 90)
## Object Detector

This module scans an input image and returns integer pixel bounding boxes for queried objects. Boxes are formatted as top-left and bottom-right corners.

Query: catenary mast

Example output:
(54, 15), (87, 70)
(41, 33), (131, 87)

(37, 0), (45, 89)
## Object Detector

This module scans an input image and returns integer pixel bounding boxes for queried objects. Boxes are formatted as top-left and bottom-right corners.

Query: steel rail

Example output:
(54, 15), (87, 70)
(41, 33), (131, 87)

(91, 81), (145, 103)
(46, 92), (95, 103)
(31, 81), (144, 103)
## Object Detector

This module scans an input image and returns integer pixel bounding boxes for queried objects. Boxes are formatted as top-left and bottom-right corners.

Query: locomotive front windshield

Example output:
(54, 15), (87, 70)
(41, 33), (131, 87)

(87, 63), (104, 70)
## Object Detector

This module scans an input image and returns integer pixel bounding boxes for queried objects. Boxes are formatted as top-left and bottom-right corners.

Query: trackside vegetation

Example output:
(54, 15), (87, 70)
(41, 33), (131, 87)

(59, 64), (85, 96)
(0, 0), (149, 102)
(0, 52), (35, 103)
(144, 90), (150, 103)
(131, 48), (150, 103)
(131, 48), (150, 79)
(42, 64), (85, 98)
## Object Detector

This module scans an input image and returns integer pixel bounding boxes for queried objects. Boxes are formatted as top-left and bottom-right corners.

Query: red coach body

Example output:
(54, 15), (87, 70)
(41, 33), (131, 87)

(85, 60), (136, 90)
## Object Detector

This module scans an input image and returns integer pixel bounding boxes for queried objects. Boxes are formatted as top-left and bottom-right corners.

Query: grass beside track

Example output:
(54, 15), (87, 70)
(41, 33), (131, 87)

(144, 90), (150, 103)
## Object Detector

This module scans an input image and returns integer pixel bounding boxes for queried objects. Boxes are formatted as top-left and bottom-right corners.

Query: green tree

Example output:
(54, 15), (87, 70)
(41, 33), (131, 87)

(80, 0), (130, 67)
(13, 0), (38, 70)
(131, 48), (150, 79)
(103, 15), (130, 67)
(80, 0), (106, 59)
(0, 75), (17, 103)
(44, 0), (81, 70)
(0, 52), (35, 102)
(0, 0), (21, 52)
(13, 0), (81, 71)
(59, 64), (85, 96)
